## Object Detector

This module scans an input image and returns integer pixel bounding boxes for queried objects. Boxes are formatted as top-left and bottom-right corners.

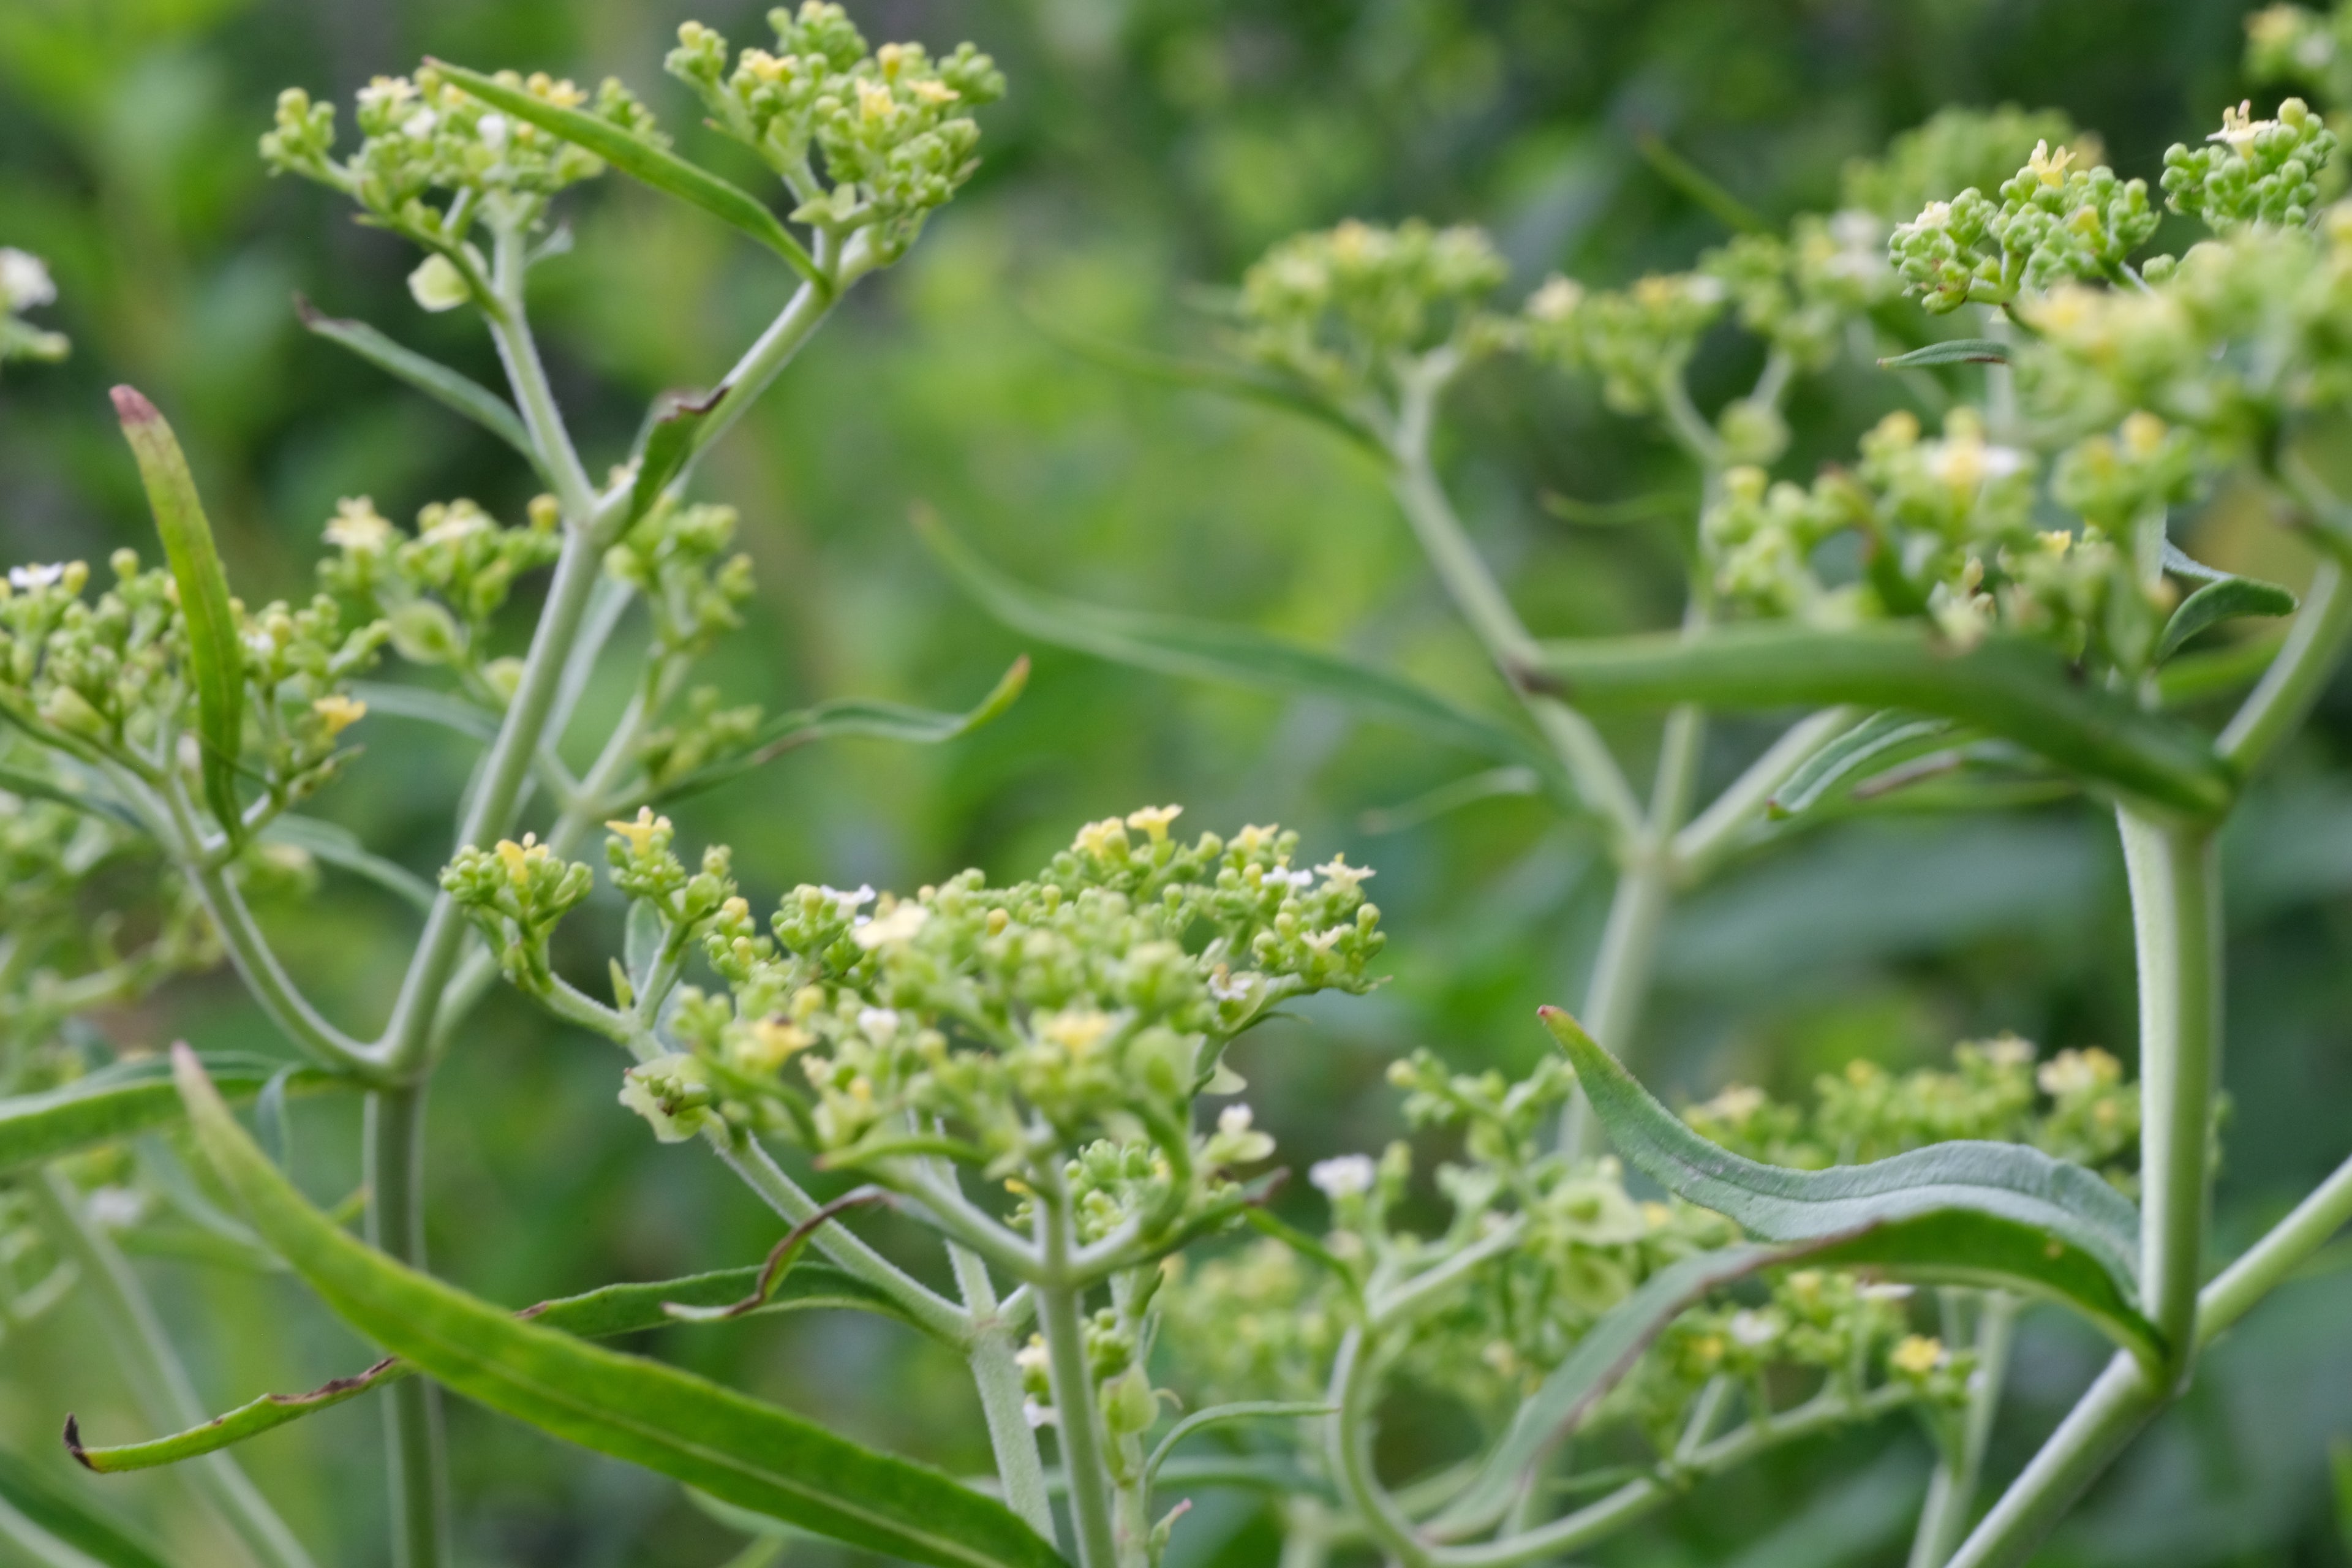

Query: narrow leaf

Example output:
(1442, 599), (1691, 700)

(662, 1189), (888, 1323)
(170, 1048), (1065, 1568)
(1144, 1403), (1334, 1489)
(260, 816), (435, 913)
(1877, 339), (2008, 369)
(1768, 712), (1954, 818)
(426, 62), (824, 292)
(1359, 766), (1542, 834)
(0, 761), (142, 830)
(1523, 622), (2234, 817)
(68, 1259), (927, 1474)
(630, 386), (725, 522)
(648, 657), (1030, 804)
(113, 387), (245, 843)
(1539, 1008), (2161, 1363)
(0, 1054), (324, 1176)
(1632, 130), (1767, 234)
(919, 511), (1561, 783)
(341, 680), (500, 742)
(0, 1450), (172, 1568)
(2156, 578), (2297, 663)
(295, 296), (540, 470)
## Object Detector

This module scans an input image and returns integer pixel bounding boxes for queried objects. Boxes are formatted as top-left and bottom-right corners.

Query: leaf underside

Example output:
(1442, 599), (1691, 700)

(1768, 710), (1955, 818)
(295, 296), (541, 473)
(0, 1054), (326, 1176)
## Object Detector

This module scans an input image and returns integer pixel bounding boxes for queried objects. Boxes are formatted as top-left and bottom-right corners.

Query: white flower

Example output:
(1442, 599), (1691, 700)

(1022, 1398), (1056, 1429)
(1313, 854), (1375, 892)
(475, 112), (510, 152)
(84, 1186), (148, 1229)
(0, 248), (56, 311)
(1302, 925), (1350, 954)
(1310, 1154), (1376, 1200)
(1268, 867), (1315, 891)
(402, 107), (439, 139)
(821, 883), (877, 919)
(1207, 968), (1254, 1003)
(7, 563), (64, 591)
(856, 1006), (900, 1042)
(1728, 1309), (1781, 1348)
(851, 901), (929, 951)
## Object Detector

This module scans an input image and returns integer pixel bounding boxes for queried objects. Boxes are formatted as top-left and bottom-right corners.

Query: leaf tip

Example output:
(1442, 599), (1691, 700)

(110, 385), (160, 427)
(62, 1414), (93, 1469)
(1536, 1006), (1597, 1053)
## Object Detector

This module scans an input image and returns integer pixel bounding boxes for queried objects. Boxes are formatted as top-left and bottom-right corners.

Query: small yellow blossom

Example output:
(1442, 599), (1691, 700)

(1072, 816), (1129, 859)
(2026, 139), (2075, 187)
(1891, 1335), (1945, 1376)
(324, 497), (396, 551)
(605, 807), (671, 857)
(1313, 853), (1375, 892)
(311, 694), (368, 737)
(1038, 1008), (1113, 1056)
(1125, 804), (1183, 842)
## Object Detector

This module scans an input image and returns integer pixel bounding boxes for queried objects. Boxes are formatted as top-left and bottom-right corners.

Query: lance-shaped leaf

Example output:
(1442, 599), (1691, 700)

(295, 296), (541, 474)
(1768, 711), (1954, 818)
(919, 511), (1562, 786)
(0, 759), (142, 830)
(1539, 1008), (2159, 1359)
(261, 815), (436, 913)
(1144, 1403), (1335, 1490)
(628, 385), (725, 523)
(1522, 622), (2234, 816)
(169, 1049), (1065, 1568)
(113, 387), (246, 843)
(426, 62), (825, 292)
(649, 657), (1031, 804)
(342, 680), (500, 742)
(2156, 578), (2297, 663)
(68, 1259), (925, 1474)
(0, 1449), (171, 1568)
(0, 1054), (327, 1176)
(1877, 339), (2008, 368)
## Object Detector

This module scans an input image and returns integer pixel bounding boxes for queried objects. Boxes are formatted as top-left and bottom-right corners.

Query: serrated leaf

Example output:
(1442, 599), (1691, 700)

(919, 511), (1561, 784)
(1525, 622), (2234, 817)
(295, 296), (540, 473)
(648, 656), (1031, 804)
(2157, 578), (2297, 663)
(427, 62), (825, 292)
(1877, 339), (2008, 368)
(1539, 1008), (2161, 1364)
(169, 1049), (1063, 1568)
(113, 387), (246, 845)
(1768, 712), (1954, 818)
(0, 1054), (327, 1176)
(68, 1259), (926, 1474)
(0, 1449), (172, 1568)
(260, 815), (435, 913)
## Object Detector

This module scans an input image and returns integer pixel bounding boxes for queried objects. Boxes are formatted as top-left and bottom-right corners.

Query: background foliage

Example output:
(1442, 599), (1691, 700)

(1, 0), (2348, 1564)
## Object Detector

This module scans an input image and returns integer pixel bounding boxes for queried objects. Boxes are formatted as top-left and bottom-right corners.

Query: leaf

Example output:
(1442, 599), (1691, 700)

(1769, 712), (1954, 818)
(426, 62), (825, 292)
(662, 1189), (889, 1324)
(0, 760), (143, 831)
(0, 1449), (172, 1568)
(1877, 339), (2008, 368)
(629, 386), (726, 522)
(1632, 130), (1767, 234)
(1359, 766), (1542, 834)
(260, 815), (436, 913)
(341, 680), (500, 742)
(169, 1048), (1064, 1568)
(919, 511), (1561, 783)
(1539, 1008), (2162, 1362)
(1523, 622), (2234, 818)
(647, 657), (1031, 804)
(0, 1054), (325, 1176)
(295, 296), (540, 472)
(1144, 1403), (1334, 1489)
(113, 387), (246, 845)
(2157, 579), (2297, 663)
(68, 1257), (928, 1474)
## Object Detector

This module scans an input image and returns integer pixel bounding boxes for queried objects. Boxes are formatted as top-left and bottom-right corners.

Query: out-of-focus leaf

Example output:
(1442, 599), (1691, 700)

(1540, 1008), (2161, 1363)
(648, 657), (1030, 805)
(628, 386), (724, 523)
(171, 1049), (1063, 1568)
(1525, 622), (2234, 816)
(260, 816), (435, 913)
(113, 386), (245, 844)
(1877, 339), (2008, 368)
(2157, 579), (2297, 663)
(294, 296), (539, 470)
(1360, 766), (1542, 834)
(2158, 633), (2285, 706)
(1144, 1404), (1335, 1488)
(342, 681), (500, 742)
(0, 761), (141, 830)
(0, 1449), (172, 1568)
(920, 511), (1561, 783)
(0, 1054), (326, 1176)
(1768, 712), (1953, 818)
(67, 1259), (925, 1473)
(427, 62), (825, 292)
(1633, 130), (1766, 233)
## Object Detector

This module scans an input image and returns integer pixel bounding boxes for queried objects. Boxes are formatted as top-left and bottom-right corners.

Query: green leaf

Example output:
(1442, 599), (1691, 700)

(342, 680), (500, 742)
(0, 1449), (172, 1568)
(1632, 130), (1767, 234)
(170, 1048), (1065, 1568)
(113, 386), (246, 845)
(649, 656), (1031, 804)
(68, 1258), (927, 1473)
(1877, 339), (2008, 368)
(1768, 711), (1954, 818)
(919, 511), (1562, 785)
(0, 1054), (326, 1176)
(1144, 1403), (1334, 1490)
(260, 815), (436, 913)
(1539, 1008), (2162, 1364)
(629, 386), (724, 523)
(0, 760), (143, 831)
(426, 62), (826, 293)
(294, 295), (541, 473)
(1524, 622), (2234, 817)
(2155, 553), (2297, 663)
(1359, 766), (1543, 834)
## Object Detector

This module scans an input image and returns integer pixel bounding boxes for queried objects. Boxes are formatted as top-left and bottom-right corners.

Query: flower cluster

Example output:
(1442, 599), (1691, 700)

(1700, 214), (1900, 372)
(1520, 269), (1726, 417)
(440, 832), (596, 992)
(1841, 105), (2089, 225)
(1888, 140), (2160, 313)
(0, 247), (67, 370)
(666, 6), (1005, 263)
(2161, 98), (2338, 235)
(600, 499), (755, 663)
(264, 67), (656, 307)
(317, 494), (558, 699)
(1237, 219), (1509, 401)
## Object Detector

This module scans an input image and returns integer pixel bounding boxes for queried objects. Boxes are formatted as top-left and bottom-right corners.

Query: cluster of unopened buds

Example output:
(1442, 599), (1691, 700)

(1237, 219), (1511, 399)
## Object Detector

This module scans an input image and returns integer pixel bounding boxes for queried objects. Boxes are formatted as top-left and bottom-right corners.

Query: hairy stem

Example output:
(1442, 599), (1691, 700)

(1907, 1292), (2018, 1568)
(29, 1170), (315, 1568)
(1944, 1355), (2158, 1568)
(1036, 1208), (1121, 1568)
(366, 1085), (450, 1568)
(2196, 1148), (2352, 1348)
(951, 1242), (1056, 1540)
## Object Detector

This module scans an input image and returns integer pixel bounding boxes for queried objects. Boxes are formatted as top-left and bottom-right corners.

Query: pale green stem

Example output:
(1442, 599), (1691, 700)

(1943, 1355), (2158, 1568)
(365, 1085), (450, 1568)
(2218, 557), (2352, 775)
(1366, 1216), (1526, 1331)
(487, 225), (595, 521)
(1670, 707), (1856, 880)
(29, 1170), (315, 1568)
(1326, 1330), (1434, 1568)
(1907, 1292), (2018, 1568)
(1036, 1196), (1121, 1568)
(951, 1242), (1056, 1541)
(1278, 1498), (1333, 1568)
(2195, 1148), (2352, 1348)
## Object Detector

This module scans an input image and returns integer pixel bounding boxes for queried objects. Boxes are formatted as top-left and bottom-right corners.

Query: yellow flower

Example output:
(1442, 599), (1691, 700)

(733, 1017), (812, 1075)
(2026, 139), (2075, 188)
(494, 834), (546, 887)
(1072, 816), (1129, 859)
(1038, 1008), (1112, 1057)
(323, 497), (396, 551)
(1125, 804), (1183, 842)
(857, 78), (897, 123)
(1891, 1335), (1945, 1376)
(311, 695), (368, 737)
(1232, 823), (1278, 856)
(605, 807), (670, 857)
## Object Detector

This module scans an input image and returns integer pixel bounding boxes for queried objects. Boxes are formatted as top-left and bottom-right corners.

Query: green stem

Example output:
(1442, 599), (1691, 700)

(1907, 1292), (2018, 1568)
(1943, 1355), (2159, 1568)
(29, 1170), (315, 1568)
(1036, 1199), (1120, 1568)
(2218, 557), (2352, 775)
(2196, 1148), (2352, 1348)
(950, 1242), (1056, 1542)
(366, 1085), (449, 1568)
(1670, 707), (1855, 879)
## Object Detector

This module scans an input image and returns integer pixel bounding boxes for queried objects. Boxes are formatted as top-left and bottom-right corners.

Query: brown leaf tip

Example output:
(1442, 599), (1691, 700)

(110, 385), (160, 425)
(62, 1413), (93, 1469)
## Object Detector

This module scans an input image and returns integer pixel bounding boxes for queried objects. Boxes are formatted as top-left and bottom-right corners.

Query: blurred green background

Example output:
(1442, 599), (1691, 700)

(3, 0), (2350, 1564)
